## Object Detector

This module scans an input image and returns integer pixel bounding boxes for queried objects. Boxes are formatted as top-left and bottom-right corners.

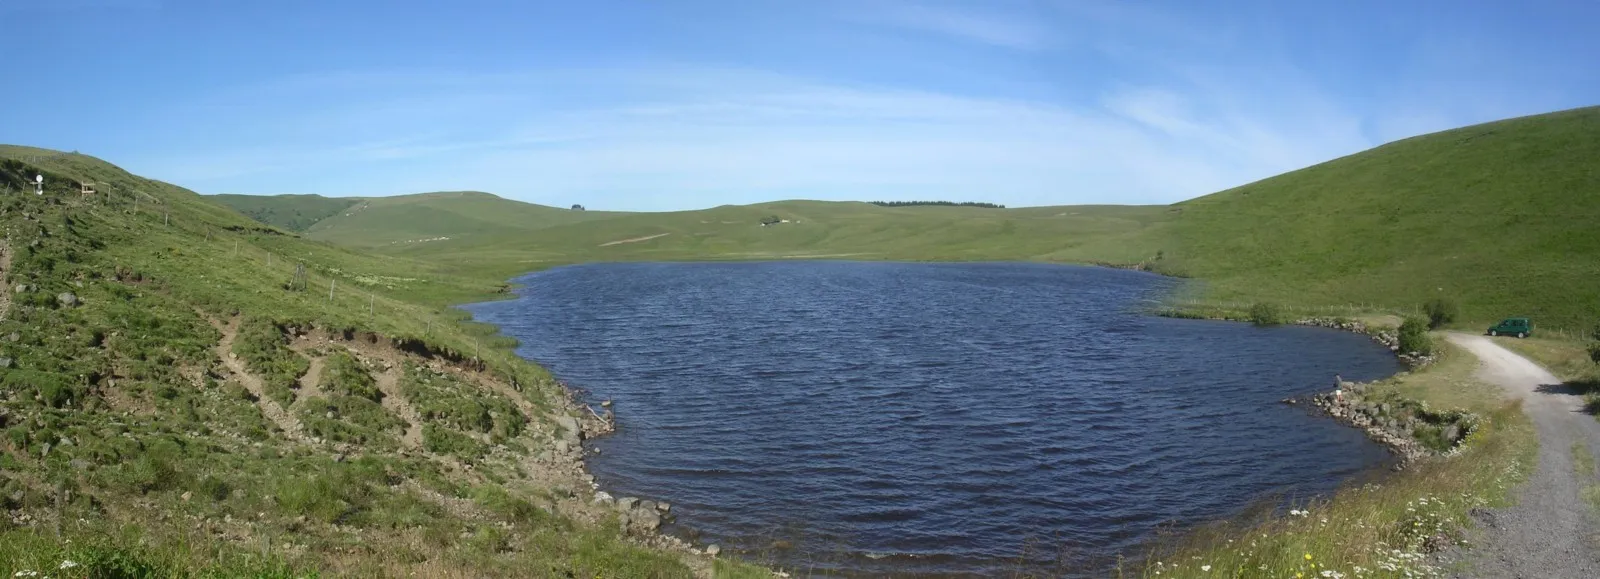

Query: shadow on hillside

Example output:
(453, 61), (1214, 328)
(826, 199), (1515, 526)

(1534, 379), (1600, 415)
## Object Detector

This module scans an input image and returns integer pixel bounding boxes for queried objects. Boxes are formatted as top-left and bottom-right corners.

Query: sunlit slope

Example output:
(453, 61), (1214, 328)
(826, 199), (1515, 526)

(212, 193), (359, 232)
(300, 191), (630, 249)
(0, 145), (710, 575)
(1160, 105), (1600, 328)
(380, 200), (1175, 279)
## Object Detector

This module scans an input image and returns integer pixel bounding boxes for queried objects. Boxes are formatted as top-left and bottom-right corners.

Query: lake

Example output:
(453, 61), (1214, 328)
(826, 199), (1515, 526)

(464, 262), (1401, 577)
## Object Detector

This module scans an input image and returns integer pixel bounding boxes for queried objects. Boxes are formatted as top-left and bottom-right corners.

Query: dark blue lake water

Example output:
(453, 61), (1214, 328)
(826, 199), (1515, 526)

(465, 262), (1401, 577)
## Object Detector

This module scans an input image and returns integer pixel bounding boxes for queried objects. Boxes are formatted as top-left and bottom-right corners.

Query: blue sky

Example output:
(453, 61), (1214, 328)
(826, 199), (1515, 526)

(3, 0), (1596, 211)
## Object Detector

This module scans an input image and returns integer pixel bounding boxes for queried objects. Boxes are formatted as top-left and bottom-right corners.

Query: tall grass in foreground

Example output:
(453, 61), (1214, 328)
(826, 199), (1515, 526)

(1131, 403), (1533, 579)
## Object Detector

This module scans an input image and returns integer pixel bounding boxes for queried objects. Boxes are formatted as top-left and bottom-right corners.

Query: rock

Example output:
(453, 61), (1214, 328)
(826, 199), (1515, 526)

(5, 332), (17, 342)
(333, 453), (346, 463)
(70, 459), (89, 470)
(555, 415), (582, 439)
(581, 474), (595, 484)
(1444, 424), (1461, 442)
(181, 491), (193, 502)
(706, 544), (721, 557)
(633, 508), (662, 531)
(601, 399), (613, 407)
(13, 284), (27, 294)
(657, 502), (671, 513)
(325, 411), (337, 420)
(553, 440), (570, 454)
(0, 358), (10, 369)
(57, 292), (79, 307)
(616, 497), (640, 511)
(619, 513), (632, 528)
(638, 500), (657, 513)
(592, 491), (615, 506)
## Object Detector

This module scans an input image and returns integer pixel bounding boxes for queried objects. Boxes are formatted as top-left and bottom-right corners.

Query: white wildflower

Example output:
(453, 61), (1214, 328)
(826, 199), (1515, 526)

(1201, 564), (1211, 572)
(59, 560), (78, 570)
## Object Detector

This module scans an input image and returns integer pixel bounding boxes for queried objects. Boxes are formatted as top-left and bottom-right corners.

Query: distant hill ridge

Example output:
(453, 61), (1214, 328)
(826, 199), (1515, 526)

(207, 104), (1600, 329)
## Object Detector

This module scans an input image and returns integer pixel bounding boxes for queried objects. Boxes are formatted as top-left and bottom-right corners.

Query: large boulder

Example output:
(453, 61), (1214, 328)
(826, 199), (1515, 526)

(555, 415), (583, 442)
(57, 292), (78, 307)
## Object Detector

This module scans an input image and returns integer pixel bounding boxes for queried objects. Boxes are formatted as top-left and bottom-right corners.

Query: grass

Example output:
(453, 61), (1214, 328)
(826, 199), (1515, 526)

(1130, 339), (1537, 579)
(0, 147), (715, 576)
(232, 317), (310, 408)
(212, 193), (358, 233)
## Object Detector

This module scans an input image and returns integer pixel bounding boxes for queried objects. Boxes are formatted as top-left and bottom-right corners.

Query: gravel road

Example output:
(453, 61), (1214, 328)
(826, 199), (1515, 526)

(1445, 333), (1600, 578)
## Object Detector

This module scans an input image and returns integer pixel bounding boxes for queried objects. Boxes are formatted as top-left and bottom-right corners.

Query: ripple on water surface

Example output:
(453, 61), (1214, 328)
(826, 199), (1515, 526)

(465, 262), (1401, 576)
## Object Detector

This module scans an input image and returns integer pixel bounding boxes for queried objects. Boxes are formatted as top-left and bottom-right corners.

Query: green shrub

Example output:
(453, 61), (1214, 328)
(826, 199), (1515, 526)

(1589, 342), (1600, 365)
(1399, 317), (1435, 355)
(1591, 324), (1600, 343)
(1248, 302), (1285, 326)
(1422, 298), (1459, 329)
(324, 352), (381, 403)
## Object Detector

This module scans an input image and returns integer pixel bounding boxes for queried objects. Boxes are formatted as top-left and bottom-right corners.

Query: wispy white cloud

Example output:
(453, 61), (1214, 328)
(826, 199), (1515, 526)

(850, 1), (1053, 50)
(133, 63), (1382, 210)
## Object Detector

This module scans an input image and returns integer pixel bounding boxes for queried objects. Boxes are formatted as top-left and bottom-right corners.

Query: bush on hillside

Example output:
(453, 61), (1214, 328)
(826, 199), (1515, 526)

(1399, 317), (1435, 355)
(1589, 343), (1600, 365)
(1590, 324), (1600, 343)
(1248, 302), (1285, 326)
(1422, 298), (1459, 330)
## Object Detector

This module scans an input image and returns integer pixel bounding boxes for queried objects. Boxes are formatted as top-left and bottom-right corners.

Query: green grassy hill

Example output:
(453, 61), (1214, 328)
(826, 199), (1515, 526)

(0, 146), (732, 577)
(246, 106), (1600, 332)
(215, 191), (628, 250)
(211, 193), (359, 232)
(1155, 105), (1600, 331)
(368, 200), (1172, 281)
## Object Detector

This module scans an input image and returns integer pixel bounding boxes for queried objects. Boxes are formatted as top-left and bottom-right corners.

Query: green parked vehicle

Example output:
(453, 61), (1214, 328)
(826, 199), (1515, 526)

(1487, 317), (1533, 338)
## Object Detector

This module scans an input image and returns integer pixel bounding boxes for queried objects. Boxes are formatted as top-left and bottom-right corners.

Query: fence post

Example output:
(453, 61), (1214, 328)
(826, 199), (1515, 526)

(329, 280), (336, 301)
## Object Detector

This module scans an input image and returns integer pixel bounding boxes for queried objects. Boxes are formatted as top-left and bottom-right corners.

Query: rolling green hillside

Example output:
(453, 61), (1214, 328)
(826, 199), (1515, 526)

(1156, 105), (1600, 330)
(215, 191), (628, 250)
(211, 193), (358, 232)
(0, 145), (732, 577)
(245, 106), (1600, 331)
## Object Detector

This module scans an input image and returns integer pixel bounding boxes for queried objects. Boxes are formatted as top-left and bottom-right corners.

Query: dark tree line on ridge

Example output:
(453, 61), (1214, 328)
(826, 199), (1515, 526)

(868, 201), (1006, 209)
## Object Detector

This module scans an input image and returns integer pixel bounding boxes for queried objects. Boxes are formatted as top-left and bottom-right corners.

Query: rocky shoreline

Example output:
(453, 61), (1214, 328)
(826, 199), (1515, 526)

(1282, 318), (1477, 467)
(546, 384), (733, 560)
(1292, 316), (1437, 368)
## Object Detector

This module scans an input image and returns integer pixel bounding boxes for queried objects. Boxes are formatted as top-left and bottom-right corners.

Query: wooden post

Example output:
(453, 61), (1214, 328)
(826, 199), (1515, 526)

(369, 293), (375, 316)
(164, 211), (169, 226)
(267, 252), (272, 267)
(330, 280), (336, 301)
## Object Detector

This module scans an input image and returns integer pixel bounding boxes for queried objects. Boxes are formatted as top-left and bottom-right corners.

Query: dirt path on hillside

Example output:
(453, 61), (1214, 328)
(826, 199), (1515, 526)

(599, 232), (670, 247)
(373, 363), (425, 450)
(1446, 333), (1600, 578)
(289, 355), (325, 412)
(210, 316), (310, 443)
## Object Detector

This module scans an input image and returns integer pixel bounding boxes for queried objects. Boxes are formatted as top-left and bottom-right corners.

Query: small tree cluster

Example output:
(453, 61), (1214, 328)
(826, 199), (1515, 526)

(1399, 316), (1435, 355)
(1248, 302), (1284, 326)
(1422, 298), (1458, 330)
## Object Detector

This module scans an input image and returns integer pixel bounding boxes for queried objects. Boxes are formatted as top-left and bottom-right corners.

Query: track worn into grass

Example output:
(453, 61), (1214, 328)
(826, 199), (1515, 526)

(210, 315), (310, 443)
(1446, 333), (1600, 578)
